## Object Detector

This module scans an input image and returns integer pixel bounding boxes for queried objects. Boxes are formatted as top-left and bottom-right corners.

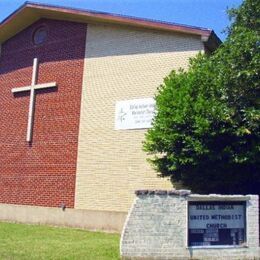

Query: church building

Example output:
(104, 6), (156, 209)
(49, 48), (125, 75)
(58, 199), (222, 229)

(0, 2), (220, 231)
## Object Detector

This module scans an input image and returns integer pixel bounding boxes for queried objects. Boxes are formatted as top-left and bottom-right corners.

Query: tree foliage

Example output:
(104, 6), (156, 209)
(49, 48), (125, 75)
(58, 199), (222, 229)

(143, 0), (260, 194)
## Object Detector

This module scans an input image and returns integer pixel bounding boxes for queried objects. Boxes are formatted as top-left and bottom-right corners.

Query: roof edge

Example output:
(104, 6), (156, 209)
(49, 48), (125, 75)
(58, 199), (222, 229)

(203, 31), (222, 52)
(22, 1), (212, 34)
(0, 1), (220, 49)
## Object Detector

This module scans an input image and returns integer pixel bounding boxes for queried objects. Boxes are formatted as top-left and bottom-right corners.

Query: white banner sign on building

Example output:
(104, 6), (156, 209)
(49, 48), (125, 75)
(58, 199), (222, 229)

(115, 98), (156, 130)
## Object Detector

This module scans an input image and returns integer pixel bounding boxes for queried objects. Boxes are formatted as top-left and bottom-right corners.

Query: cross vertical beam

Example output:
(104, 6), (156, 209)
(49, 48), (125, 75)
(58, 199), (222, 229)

(27, 58), (38, 142)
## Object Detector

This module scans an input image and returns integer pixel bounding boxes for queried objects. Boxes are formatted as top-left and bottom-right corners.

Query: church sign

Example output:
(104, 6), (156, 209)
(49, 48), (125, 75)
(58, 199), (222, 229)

(121, 194), (259, 259)
(188, 201), (246, 247)
(115, 98), (156, 130)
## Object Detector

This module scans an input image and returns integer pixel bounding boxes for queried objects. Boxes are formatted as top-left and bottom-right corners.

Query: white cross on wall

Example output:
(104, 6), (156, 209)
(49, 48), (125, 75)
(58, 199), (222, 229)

(12, 58), (57, 142)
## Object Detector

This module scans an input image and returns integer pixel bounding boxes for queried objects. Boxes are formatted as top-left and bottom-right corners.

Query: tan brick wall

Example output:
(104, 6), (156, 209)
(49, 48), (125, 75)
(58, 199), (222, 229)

(75, 23), (204, 212)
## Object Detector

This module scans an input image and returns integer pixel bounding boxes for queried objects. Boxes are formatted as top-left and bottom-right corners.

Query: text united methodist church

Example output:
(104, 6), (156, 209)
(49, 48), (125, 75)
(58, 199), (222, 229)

(0, 2), (220, 231)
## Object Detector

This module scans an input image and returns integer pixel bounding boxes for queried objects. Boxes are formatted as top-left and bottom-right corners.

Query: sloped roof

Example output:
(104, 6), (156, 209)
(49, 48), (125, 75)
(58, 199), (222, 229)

(0, 1), (221, 51)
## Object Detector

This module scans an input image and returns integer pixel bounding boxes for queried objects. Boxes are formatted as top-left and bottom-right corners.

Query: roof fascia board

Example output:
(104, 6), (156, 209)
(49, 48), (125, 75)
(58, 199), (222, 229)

(26, 3), (211, 36)
(0, 7), (39, 44)
(0, 2), (216, 44)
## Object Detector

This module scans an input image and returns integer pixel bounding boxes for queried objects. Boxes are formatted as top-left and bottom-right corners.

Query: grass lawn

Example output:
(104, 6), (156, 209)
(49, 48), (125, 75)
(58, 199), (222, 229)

(0, 222), (120, 260)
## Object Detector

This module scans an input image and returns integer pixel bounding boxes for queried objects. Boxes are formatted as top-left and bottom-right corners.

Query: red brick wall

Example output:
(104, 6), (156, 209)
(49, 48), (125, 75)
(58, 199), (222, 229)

(0, 19), (87, 208)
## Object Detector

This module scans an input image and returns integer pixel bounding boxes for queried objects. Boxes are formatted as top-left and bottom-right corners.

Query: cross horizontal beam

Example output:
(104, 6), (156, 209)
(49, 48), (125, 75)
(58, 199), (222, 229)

(11, 82), (57, 93)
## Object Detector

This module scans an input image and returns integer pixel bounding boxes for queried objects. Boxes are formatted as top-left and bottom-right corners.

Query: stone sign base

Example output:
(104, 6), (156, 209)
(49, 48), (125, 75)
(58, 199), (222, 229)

(120, 190), (259, 260)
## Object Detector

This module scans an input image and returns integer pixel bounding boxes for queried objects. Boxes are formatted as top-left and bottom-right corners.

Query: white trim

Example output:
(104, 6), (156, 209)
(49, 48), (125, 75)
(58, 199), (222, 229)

(188, 195), (251, 201)
(187, 245), (248, 249)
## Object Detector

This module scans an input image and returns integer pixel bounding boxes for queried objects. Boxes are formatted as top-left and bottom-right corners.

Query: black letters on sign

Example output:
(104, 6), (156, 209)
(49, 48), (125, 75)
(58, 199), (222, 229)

(188, 201), (246, 247)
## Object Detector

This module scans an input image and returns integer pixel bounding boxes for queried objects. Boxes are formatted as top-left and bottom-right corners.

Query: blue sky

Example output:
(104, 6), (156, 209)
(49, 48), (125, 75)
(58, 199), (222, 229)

(0, 0), (243, 41)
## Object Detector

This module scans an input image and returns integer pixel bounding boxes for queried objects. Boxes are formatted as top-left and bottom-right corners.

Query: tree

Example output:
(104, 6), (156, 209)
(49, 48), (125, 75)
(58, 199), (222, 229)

(143, 0), (260, 194)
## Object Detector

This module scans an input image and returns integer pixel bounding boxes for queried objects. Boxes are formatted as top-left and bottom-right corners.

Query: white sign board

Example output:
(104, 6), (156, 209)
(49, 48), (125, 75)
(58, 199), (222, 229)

(188, 202), (246, 246)
(189, 204), (245, 229)
(115, 98), (156, 130)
